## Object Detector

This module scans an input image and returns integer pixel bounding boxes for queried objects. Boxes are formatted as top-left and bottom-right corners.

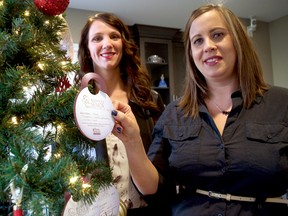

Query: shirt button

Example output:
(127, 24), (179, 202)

(218, 214), (223, 216)
(177, 130), (183, 137)
(221, 168), (226, 173)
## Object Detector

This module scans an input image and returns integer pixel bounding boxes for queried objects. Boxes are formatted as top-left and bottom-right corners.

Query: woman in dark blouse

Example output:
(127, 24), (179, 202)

(111, 4), (288, 216)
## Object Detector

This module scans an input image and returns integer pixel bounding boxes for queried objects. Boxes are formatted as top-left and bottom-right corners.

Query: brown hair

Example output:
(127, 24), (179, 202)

(77, 12), (160, 112)
(179, 4), (268, 118)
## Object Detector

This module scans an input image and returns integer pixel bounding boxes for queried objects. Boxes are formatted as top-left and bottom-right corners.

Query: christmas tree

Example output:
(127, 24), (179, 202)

(0, 0), (112, 215)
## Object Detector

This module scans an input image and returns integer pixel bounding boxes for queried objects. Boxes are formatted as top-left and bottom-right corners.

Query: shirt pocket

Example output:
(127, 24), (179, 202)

(246, 122), (288, 143)
(163, 124), (202, 165)
(245, 122), (288, 172)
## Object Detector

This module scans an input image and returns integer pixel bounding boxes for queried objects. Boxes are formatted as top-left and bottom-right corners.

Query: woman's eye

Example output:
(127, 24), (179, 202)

(213, 32), (224, 39)
(193, 38), (203, 46)
(92, 36), (102, 42)
(111, 34), (121, 40)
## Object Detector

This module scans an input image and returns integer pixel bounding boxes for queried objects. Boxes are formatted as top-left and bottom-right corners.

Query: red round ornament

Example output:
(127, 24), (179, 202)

(34, 0), (70, 16)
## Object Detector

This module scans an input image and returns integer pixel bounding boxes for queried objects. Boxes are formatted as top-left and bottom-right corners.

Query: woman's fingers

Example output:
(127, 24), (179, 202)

(111, 100), (139, 140)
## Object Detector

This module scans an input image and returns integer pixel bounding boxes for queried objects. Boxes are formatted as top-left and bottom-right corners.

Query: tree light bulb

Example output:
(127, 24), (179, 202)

(57, 124), (62, 130)
(11, 116), (18, 125)
(38, 62), (45, 70)
(54, 153), (61, 159)
(61, 61), (68, 68)
(69, 176), (78, 184)
(24, 10), (30, 16)
(82, 183), (91, 189)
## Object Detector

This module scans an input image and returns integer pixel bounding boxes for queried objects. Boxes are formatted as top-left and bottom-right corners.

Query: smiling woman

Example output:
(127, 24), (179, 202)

(107, 3), (288, 216)
(67, 12), (166, 216)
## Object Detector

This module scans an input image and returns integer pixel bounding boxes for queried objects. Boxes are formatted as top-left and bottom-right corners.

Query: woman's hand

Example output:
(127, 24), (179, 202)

(111, 100), (159, 194)
(111, 100), (141, 145)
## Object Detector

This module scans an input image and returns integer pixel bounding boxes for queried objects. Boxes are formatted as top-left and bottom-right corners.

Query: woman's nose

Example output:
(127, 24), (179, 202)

(102, 38), (112, 49)
(204, 39), (217, 52)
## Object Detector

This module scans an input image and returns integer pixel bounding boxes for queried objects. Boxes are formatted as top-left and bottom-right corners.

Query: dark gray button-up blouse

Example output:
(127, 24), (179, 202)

(148, 86), (288, 216)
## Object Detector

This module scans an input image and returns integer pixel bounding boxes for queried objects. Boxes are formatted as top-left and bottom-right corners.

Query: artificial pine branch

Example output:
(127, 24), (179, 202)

(0, 0), (113, 215)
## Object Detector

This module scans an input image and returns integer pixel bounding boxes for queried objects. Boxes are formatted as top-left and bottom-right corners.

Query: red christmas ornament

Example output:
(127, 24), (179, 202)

(13, 205), (23, 216)
(56, 75), (71, 92)
(34, 0), (70, 16)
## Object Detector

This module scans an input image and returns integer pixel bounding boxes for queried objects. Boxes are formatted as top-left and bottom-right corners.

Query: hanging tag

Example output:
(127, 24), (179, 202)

(63, 185), (120, 216)
(74, 73), (115, 141)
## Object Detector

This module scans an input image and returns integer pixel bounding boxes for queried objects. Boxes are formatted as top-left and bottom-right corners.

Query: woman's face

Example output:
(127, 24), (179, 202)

(88, 20), (123, 72)
(189, 10), (237, 83)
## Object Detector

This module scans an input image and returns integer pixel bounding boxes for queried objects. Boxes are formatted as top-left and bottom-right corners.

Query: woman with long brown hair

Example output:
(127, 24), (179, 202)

(76, 12), (165, 215)
(111, 4), (288, 215)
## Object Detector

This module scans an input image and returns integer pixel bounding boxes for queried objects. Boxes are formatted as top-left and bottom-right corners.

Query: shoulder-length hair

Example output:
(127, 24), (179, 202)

(77, 12), (159, 112)
(179, 4), (268, 118)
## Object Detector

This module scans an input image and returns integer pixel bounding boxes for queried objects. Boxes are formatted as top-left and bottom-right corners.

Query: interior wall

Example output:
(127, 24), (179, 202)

(269, 15), (288, 88)
(247, 20), (274, 85)
(65, 8), (98, 45)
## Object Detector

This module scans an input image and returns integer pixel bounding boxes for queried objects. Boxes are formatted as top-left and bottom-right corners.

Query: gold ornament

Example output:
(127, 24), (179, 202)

(118, 200), (127, 216)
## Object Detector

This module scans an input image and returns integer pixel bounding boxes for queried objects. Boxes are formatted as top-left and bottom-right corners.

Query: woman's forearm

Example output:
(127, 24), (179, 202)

(125, 137), (159, 195)
(111, 104), (159, 195)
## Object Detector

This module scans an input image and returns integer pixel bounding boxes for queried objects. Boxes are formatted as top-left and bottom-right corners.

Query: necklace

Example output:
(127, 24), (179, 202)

(212, 101), (231, 115)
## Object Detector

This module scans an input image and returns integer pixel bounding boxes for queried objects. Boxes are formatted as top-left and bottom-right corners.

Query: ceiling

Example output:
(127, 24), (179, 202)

(68, 0), (288, 30)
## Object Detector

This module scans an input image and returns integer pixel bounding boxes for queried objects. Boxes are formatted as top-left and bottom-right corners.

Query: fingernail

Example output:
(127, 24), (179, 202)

(116, 127), (122, 133)
(111, 110), (118, 116)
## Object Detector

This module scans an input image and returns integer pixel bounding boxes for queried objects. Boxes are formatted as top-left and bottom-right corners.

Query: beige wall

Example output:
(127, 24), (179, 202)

(269, 15), (288, 88)
(65, 8), (98, 44)
(250, 20), (274, 85)
(238, 18), (274, 85)
(65, 8), (286, 87)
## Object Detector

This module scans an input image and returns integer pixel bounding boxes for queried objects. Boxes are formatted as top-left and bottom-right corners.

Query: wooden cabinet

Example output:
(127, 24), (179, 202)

(172, 31), (186, 99)
(132, 24), (180, 105)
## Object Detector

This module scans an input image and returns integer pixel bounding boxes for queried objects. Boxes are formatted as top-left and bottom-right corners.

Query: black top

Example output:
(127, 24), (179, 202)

(148, 86), (288, 216)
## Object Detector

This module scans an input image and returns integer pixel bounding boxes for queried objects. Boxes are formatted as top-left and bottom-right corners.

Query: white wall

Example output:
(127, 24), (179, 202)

(269, 15), (288, 88)
(248, 20), (274, 85)
(65, 8), (97, 45)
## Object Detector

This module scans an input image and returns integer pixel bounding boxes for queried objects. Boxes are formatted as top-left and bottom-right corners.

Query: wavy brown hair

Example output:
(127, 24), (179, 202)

(179, 4), (269, 118)
(77, 12), (160, 112)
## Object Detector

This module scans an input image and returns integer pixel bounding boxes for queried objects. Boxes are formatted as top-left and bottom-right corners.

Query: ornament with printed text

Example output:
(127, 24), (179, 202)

(63, 185), (121, 216)
(34, 0), (70, 16)
(74, 73), (115, 141)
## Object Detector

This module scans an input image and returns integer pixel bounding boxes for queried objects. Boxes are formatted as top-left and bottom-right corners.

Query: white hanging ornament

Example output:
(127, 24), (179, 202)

(59, 16), (74, 61)
(63, 185), (121, 216)
(74, 73), (115, 141)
